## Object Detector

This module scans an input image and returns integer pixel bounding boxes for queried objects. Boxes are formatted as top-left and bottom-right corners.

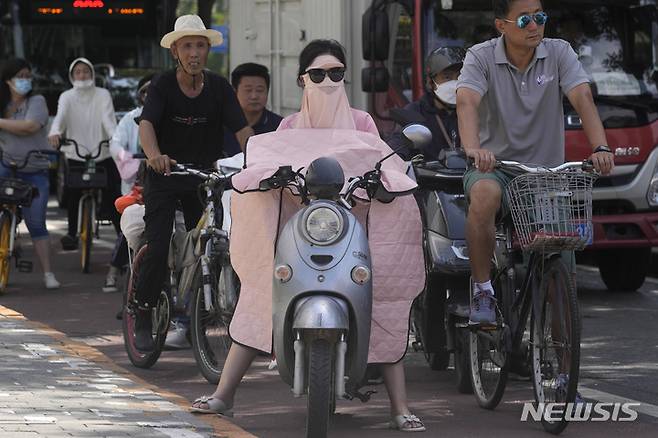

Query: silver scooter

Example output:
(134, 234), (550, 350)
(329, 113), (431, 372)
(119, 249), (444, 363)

(259, 125), (431, 438)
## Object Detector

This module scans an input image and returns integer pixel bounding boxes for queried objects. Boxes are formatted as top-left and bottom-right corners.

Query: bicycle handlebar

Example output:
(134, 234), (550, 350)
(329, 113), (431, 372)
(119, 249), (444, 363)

(0, 149), (59, 171)
(170, 163), (233, 190)
(59, 138), (109, 160)
(496, 159), (595, 173)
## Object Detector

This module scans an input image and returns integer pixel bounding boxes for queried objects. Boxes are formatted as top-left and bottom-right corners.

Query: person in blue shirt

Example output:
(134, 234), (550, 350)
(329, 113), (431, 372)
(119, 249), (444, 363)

(222, 63), (283, 157)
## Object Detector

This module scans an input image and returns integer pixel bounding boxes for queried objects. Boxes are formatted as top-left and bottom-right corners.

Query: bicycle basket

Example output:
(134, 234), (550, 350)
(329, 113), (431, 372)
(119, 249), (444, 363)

(65, 163), (107, 189)
(0, 177), (35, 207)
(505, 171), (596, 251)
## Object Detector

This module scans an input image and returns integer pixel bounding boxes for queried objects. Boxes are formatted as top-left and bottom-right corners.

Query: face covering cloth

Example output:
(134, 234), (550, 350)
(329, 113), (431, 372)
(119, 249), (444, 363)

(293, 55), (356, 130)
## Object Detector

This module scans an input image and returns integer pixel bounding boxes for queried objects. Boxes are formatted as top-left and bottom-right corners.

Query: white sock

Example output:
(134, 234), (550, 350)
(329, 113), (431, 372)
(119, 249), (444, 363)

(474, 280), (494, 296)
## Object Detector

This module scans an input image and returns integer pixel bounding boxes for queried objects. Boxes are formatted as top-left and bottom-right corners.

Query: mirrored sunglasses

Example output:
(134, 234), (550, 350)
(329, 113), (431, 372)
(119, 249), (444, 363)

(504, 11), (548, 29)
(306, 67), (346, 84)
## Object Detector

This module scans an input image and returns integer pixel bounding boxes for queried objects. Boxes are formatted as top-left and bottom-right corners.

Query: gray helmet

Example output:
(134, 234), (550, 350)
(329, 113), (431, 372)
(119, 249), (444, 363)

(425, 47), (466, 78)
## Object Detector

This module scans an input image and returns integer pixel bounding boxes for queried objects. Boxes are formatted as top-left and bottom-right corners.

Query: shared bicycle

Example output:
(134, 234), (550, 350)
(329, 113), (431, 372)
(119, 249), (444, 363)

(0, 148), (58, 292)
(467, 160), (596, 435)
(58, 138), (111, 273)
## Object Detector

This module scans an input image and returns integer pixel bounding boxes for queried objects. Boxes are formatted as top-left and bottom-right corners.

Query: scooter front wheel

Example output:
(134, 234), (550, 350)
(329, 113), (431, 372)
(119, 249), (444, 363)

(306, 338), (332, 438)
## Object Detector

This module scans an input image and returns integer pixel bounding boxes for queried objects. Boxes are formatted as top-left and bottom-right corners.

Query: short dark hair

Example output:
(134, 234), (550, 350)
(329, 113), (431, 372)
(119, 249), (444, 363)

(231, 63), (271, 90)
(297, 39), (347, 77)
(492, 0), (543, 18)
(0, 58), (32, 114)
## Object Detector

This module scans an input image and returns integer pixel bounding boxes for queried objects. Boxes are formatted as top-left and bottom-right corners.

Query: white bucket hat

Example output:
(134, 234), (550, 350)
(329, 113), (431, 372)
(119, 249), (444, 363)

(160, 14), (223, 48)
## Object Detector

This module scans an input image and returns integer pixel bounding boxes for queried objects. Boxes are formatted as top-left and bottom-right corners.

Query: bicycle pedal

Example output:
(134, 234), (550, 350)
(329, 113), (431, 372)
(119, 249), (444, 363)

(16, 260), (32, 272)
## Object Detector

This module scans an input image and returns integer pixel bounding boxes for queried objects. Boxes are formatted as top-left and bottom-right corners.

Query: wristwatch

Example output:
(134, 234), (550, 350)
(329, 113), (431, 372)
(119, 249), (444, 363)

(594, 145), (612, 153)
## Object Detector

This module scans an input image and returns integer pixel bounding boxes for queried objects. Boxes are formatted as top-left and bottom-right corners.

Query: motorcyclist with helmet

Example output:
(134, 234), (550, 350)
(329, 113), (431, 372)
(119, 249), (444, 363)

(389, 47), (465, 159)
(387, 47), (471, 376)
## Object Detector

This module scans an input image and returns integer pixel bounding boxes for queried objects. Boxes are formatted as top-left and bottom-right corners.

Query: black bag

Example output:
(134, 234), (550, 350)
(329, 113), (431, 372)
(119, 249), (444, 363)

(0, 177), (37, 207)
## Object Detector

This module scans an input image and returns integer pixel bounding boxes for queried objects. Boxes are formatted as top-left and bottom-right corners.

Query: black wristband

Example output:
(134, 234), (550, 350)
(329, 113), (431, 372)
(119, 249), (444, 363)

(594, 145), (612, 153)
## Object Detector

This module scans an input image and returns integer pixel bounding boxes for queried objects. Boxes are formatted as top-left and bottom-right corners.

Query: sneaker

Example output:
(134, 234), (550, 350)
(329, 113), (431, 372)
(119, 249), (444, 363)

(43, 272), (60, 289)
(555, 373), (585, 405)
(469, 289), (497, 325)
(134, 308), (155, 352)
(102, 274), (118, 293)
(164, 321), (190, 350)
(60, 234), (78, 251)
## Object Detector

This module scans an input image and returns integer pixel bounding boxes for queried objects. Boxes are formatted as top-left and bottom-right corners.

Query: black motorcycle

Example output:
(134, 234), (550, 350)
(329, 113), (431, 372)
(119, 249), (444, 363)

(389, 110), (472, 393)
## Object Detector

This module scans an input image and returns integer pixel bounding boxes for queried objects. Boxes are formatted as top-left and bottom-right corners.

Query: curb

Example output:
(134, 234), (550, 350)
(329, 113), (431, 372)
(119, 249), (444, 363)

(0, 305), (256, 438)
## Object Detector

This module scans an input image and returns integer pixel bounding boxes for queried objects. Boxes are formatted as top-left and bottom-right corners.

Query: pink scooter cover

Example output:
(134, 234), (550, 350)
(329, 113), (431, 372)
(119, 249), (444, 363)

(228, 128), (425, 363)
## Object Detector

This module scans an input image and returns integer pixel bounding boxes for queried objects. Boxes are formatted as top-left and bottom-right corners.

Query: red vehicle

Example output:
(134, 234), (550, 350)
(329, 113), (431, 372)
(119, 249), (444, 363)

(362, 0), (658, 291)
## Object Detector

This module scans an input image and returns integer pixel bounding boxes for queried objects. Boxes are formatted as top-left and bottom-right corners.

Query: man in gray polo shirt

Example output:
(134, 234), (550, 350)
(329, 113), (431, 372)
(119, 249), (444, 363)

(456, 0), (614, 325)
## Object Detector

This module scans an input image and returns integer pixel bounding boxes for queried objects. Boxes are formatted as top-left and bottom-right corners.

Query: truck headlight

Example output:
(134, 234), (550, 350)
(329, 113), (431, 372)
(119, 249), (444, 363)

(305, 206), (343, 245)
(648, 168), (658, 207)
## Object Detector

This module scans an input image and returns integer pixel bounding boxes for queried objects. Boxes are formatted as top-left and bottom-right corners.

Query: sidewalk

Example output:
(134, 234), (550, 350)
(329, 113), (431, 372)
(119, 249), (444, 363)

(0, 305), (251, 438)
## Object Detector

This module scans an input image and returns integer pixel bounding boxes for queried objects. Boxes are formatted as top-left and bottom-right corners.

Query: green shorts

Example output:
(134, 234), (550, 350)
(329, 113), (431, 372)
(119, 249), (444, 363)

(463, 167), (520, 219)
(462, 168), (576, 275)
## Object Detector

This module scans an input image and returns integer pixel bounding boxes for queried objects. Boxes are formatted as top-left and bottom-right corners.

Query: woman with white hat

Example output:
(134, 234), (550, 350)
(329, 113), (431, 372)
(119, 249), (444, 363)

(132, 15), (253, 352)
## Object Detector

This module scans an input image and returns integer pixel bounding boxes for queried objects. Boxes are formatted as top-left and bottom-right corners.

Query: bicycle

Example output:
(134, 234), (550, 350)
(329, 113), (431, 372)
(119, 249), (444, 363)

(187, 163), (240, 384)
(58, 138), (110, 273)
(122, 163), (239, 374)
(467, 160), (596, 435)
(0, 148), (59, 292)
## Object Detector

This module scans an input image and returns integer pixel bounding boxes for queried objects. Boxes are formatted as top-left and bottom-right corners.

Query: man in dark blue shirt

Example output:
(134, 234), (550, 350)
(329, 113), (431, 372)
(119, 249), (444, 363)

(223, 63), (283, 156)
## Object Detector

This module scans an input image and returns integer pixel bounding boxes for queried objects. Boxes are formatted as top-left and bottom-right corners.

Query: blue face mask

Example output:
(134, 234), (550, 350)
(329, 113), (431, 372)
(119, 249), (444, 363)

(13, 78), (32, 95)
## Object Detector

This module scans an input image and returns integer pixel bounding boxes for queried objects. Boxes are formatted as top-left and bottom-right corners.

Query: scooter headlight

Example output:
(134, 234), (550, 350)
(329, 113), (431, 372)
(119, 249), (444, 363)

(305, 207), (343, 245)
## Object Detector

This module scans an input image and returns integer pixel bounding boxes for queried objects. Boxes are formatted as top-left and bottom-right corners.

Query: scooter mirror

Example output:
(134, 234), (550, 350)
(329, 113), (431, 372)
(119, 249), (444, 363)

(402, 124), (432, 150)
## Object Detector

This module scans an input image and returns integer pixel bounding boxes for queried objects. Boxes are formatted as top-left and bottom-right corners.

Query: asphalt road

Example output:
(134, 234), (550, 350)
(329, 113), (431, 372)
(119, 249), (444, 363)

(1, 200), (657, 437)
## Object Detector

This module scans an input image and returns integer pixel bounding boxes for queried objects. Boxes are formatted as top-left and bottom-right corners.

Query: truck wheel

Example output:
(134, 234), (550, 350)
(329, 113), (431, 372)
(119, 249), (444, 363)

(598, 248), (650, 292)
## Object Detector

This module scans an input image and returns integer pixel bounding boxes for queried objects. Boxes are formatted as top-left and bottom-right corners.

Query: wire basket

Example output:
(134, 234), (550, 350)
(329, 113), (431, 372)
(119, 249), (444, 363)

(505, 171), (596, 251)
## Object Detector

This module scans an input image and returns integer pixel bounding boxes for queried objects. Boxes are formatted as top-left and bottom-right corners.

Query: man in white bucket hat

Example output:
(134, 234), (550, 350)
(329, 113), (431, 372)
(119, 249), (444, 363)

(133, 14), (253, 352)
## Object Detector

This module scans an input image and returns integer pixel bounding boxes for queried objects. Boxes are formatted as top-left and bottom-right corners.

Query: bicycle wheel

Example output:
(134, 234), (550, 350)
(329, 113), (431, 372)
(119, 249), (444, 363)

(530, 256), (580, 435)
(80, 197), (93, 273)
(0, 211), (12, 293)
(469, 273), (510, 409)
(191, 262), (238, 384)
(122, 245), (169, 368)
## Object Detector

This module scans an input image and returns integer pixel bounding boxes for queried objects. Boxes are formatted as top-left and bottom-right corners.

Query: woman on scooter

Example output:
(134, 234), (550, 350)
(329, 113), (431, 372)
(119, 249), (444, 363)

(191, 39), (426, 433)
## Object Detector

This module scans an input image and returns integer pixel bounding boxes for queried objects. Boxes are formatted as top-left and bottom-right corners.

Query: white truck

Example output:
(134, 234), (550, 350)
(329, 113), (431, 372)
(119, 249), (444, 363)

(228, 0), (374, 116)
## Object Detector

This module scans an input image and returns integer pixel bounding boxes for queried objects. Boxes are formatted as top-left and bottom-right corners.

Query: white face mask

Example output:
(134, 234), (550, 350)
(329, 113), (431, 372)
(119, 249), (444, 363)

(434, 80), (458, 106)
(72, 79), (94, 89)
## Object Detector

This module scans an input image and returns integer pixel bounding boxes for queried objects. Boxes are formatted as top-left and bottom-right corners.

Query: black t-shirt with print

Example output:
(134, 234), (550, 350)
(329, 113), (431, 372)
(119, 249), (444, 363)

(140, 69), (247, 167)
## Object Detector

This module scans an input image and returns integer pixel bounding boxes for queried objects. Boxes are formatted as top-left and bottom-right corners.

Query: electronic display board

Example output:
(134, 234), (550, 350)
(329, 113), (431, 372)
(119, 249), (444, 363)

(29, 1), (148, 21)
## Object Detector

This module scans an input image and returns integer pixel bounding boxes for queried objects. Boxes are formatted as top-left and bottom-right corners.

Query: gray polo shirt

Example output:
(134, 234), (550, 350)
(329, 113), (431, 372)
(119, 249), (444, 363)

(457, 36), (589, 167)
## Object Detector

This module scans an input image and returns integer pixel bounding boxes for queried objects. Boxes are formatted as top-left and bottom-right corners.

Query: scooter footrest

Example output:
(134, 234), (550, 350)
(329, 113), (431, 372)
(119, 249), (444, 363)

(345, 389), (377, 403)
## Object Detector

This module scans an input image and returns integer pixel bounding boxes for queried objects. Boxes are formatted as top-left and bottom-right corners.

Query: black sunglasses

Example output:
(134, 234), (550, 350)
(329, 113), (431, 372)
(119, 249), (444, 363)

(305, 67), (346, 84)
